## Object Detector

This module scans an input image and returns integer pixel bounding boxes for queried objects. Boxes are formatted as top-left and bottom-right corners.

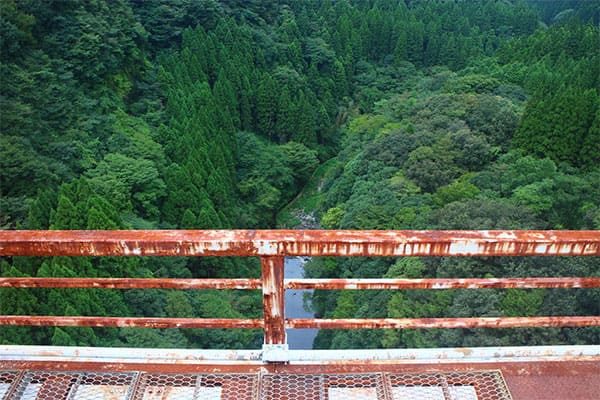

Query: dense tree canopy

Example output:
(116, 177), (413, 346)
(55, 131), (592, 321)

(1, 0), (598, 349)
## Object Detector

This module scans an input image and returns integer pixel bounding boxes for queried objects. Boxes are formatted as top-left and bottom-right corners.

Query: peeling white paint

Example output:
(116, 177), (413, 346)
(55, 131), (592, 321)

(496, 231), (517, 239)
(256, 241), (277, 255)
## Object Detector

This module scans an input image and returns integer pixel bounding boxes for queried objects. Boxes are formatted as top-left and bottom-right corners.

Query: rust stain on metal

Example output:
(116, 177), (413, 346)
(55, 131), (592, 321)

(286, 316), (600, 329)
(0, 277), (261, 290)
(0, 229), (598, 344)
(0, 316), (264, 329)
(2, 359), (598, 376)
(0, 360), (266, 373)
(3, 277), (598, 291)
(36, 373), (73, 399)
(1, 370), (25, 400)
(1, 230), (598, 257)
(261, 256), (286, 345)
(285, 277), (600, 290)
(0, 361), (598, 400)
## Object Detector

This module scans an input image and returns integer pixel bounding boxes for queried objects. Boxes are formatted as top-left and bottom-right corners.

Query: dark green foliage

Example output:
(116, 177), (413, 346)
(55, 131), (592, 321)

(256, 74), (278, 139)
(527, 0), (600, 25)
(497, 23), (599, 167)
(515, 87), (598, 167)
(2, 0), (598, 350)
(236, 133), (319, 227)
(309, 35), (599, 348)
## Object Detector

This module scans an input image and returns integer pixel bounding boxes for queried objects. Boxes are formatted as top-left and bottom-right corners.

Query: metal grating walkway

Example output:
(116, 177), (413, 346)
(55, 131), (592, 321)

(0, 370), (512, 400)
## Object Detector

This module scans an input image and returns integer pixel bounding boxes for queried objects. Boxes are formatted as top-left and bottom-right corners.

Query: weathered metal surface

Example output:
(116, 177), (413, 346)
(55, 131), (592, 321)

(0, 360), (599, 400)
(1, 230), (598, 257)
(3, 277), (597, 291)
(3, 345), (597, 366)
(0, 277), (261, 290)
(0, 345), (262, 363)
(267, 360), (600, 377)
(261, 256), (286, 345)
(1, 358), (598, 377)
(285, 277), (600, 290)
(286, 316), (600, 329)
(0, 229), (599, 358)
(280, 345), (600, 364)
(1, 370), (24, 400)
(1, 346), (599, 400)
(0, 316), (263, 329)
(0, 360), (266, 373)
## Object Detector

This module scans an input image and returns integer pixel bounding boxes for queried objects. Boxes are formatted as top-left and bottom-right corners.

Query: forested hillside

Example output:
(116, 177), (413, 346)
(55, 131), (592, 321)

(1, 0), (598, 349)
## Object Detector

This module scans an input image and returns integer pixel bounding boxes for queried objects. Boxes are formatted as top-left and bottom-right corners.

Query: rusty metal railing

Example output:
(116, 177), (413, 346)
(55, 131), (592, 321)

(0, 230), (599, 347)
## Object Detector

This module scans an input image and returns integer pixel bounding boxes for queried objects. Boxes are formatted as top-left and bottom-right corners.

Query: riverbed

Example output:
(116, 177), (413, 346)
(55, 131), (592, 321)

(284, 256), (318, 349)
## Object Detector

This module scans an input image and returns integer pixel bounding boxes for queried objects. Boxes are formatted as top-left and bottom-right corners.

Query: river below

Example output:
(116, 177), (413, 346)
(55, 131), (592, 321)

(284, 256), (318, 349)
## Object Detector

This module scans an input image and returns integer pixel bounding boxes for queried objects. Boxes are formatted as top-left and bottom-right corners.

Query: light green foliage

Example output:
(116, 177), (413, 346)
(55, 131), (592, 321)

(86, 153), (166, 219)
(513, 180), (556, 215)
(433, 174), (480, 207)
(109, 111), (166, 167)
(443, 74), (500, 94)
(346, 115), (389, 138)
(385, 258), (425, 279)
(321, 207), (344, 229)
(333, 292), (356, 319)
(388, 172), (421, 197)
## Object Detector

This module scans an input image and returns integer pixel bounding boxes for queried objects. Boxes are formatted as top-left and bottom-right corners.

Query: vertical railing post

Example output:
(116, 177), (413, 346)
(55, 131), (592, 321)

(261, 256), (286, 351)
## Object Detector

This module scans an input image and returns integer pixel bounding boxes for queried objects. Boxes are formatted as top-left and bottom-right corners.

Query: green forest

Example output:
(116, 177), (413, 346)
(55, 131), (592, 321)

(0, 0), (598, 349)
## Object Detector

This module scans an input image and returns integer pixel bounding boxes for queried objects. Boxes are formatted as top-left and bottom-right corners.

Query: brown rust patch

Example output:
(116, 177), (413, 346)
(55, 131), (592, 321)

(284, 277), (600, 290)
(261, 256), (286, 345)
(456, 348), (474, 356)
(0, 277), (261, 290)
(0, 316), (264, 329)
(286, 316), (600, 329)
(1, 230), (599, 257)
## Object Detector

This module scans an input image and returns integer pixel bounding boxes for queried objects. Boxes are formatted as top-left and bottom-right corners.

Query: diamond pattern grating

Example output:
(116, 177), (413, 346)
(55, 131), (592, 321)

(1, 370), (511, 399)
(386, 371), (512, 400)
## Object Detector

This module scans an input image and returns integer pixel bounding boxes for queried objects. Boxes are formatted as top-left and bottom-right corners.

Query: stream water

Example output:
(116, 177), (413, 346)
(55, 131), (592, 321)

(284, 256), (318, 349)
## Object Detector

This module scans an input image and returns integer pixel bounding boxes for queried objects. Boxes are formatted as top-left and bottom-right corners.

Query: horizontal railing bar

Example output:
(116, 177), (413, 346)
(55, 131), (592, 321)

(1, 230), (598, 257)
(0, 277), (261, 290)
(0, 316), (264, 329)
(287, 316), (600, 329)
(285, 277), (600, 290)
(2, 316), (597, 330)
(2, 277), (597, 291)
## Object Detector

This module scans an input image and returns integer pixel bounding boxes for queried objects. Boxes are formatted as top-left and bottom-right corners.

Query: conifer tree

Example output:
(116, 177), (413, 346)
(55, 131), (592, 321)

(50, 195), (79, 230)
(393, 30), (408, 66)
(256, 74), (278, 139)
(276, 85), (294, 142)
(181, 209), (197, 229)
(292, 92), (318, 146)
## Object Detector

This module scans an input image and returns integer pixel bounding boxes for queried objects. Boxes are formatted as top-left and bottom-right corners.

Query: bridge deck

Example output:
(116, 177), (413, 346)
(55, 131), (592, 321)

(1, 346), (599, 400)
